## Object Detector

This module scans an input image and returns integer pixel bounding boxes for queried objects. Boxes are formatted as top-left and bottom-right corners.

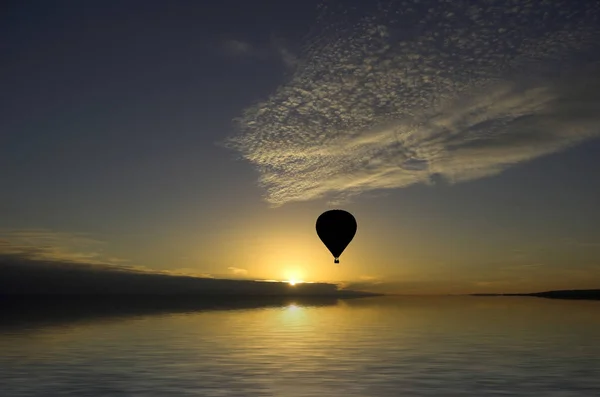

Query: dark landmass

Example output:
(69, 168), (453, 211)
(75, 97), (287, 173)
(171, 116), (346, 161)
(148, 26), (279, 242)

(470, 289), (600, 300)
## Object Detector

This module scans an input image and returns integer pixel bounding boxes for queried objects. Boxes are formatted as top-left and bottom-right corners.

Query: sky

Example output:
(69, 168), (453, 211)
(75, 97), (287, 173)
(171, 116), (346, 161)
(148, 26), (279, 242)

(2, 0), (600, 295)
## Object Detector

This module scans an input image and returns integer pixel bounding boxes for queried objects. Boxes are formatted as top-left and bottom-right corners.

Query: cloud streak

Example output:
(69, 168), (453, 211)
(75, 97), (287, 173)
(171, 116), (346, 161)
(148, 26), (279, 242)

(227, 0), (600, 205)
(0, 230), (347, 295)
(0, 255), (341, 295)
(221, 37), (299, 70)
(0, 229), (128, 266)
(222, 39), (254, 56)
(228, 266), (248, 276)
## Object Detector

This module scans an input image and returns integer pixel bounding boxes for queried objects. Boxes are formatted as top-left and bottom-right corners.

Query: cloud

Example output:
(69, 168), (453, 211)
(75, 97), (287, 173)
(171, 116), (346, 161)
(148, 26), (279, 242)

(0, 229), (129, 266)
(0, 254), (341, 296)
(0, 230), (347, 295)
(222, 36), (299, 70)
(270, 36), (298, 69)
(226, 0), (600, 206)
(228, 266), (248, 276)
(0, 229), (209, 277)
(359, 275), (381, 282)
(222, 39), (254, 56)
(165, 268), (214, 278)
(336, 275), (384, 290)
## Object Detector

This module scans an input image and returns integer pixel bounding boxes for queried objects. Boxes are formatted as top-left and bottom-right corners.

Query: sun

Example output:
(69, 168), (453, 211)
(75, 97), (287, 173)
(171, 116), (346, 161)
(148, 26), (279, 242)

(283, 268), (305, 286)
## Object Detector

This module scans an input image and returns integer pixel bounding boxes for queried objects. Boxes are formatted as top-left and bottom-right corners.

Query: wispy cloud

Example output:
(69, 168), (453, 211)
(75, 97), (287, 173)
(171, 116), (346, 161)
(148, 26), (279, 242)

(222, 36), (299, 70)
(0, 229), (128, 266)
(0, 229), (223, 279)
(166, 268), (214, 278)
(227, 0), (600, 206)
(270, 36), (298, 70)
(222, 39), (254, 56)
(228, 266), (248, 276)
(0, 229), (347, 295)
(0, 256), (339, 295)
(359, 275), (381, 282)
(0, 230), (343, 295)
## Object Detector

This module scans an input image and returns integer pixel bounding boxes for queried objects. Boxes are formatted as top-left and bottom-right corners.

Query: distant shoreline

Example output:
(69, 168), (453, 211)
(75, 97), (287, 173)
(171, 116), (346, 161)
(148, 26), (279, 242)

(470, 289), (600, 301)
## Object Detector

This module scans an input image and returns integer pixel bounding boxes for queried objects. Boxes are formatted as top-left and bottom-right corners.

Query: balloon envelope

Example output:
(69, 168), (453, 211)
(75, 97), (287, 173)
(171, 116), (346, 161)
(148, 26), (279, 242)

(316, 210), (357, 263)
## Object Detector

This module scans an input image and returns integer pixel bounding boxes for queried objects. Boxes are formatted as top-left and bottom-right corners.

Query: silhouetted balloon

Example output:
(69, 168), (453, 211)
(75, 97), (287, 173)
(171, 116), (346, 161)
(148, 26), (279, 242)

(316, 210), (357, 264)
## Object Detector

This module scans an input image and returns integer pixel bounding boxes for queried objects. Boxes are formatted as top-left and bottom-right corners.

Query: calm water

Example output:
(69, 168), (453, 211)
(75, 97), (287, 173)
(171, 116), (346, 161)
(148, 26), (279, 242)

(1, 296), (599, 396)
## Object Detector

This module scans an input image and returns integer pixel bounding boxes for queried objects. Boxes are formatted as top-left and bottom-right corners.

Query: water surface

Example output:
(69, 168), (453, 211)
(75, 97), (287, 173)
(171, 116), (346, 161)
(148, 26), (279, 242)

(1, 296), (599, 396)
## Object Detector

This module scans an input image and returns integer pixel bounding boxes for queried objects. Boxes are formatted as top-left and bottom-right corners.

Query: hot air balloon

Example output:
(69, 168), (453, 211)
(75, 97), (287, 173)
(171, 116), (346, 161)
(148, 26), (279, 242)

(316, 209), (357, 264)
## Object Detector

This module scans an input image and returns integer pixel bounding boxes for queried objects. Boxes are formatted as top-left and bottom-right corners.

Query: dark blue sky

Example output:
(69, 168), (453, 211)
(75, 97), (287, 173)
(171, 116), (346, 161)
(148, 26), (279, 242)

(3, 1), (293, 231)
(2, 0), (600, 293)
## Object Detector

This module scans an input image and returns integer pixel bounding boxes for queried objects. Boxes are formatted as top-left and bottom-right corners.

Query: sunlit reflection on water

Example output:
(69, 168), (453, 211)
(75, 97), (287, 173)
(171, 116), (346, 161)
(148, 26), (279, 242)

(1, 296), (600, 396)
